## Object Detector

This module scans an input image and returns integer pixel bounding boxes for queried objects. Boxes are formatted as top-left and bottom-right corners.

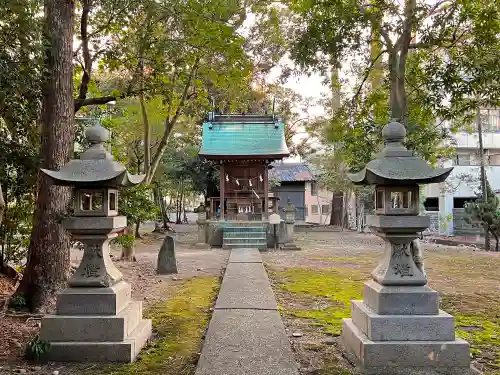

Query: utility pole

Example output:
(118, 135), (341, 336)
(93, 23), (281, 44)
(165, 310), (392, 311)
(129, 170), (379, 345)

(477, 109), (490, 251)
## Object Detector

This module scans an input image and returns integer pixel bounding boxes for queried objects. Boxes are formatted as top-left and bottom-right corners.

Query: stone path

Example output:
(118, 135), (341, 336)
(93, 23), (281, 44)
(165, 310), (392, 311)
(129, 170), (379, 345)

(195, 248), (300, 375)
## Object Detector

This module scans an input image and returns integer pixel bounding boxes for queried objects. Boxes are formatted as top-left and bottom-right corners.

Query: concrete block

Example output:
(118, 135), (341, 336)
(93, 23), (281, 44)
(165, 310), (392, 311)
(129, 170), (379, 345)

(228, 248), (262, 263)
(363, 280), (439, 315)
(40, 301), (142, 342)
(56, 281), (131, 315)
(342, 318), (471, 369)
(215, 262), (277, 310)
(195, 309), (299, 375)
(351, 301), (455, 341)
(47, 319), (152, 363)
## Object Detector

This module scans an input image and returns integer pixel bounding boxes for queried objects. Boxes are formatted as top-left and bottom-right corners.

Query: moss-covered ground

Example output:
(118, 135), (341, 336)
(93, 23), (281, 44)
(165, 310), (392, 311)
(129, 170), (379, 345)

(99, 276), (220, 375)
(268, 245), (500, 375)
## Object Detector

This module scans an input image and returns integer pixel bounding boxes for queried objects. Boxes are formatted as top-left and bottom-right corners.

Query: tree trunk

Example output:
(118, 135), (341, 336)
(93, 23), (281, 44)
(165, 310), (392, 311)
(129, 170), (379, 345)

(15, 0), (75, 313)
(134, 221), (141, 239)
(120, 225), (136, 261)
(329, 194), (335, 226)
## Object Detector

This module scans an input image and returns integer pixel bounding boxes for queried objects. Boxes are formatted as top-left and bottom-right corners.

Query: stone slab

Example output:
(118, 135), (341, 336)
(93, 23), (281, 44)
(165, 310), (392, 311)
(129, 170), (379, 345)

(364, 280), (439, 315)
(47, 319), (152, 363)
(40, 301), (142, 342)
(195, 309), (299, 375)
(228, 248), (262, 263)
(215, 262), (277, 310)
(56, 281), (131, 315)
(342, 318), (471, 369)
(351, 301), (455, 341)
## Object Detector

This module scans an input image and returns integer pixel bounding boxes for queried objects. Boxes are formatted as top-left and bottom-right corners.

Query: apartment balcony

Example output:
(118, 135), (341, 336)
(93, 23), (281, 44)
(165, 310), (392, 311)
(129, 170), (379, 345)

(423, 165), (500, 198)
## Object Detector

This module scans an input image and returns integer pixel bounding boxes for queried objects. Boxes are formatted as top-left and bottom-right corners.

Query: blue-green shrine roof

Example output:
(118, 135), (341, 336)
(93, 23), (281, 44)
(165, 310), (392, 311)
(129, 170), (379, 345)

(199, 114), (290, 159)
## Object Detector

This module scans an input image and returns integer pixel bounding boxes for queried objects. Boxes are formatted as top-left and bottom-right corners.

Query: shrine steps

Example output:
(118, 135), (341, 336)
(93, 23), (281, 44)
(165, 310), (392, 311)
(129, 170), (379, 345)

(222, 225), (267, 250)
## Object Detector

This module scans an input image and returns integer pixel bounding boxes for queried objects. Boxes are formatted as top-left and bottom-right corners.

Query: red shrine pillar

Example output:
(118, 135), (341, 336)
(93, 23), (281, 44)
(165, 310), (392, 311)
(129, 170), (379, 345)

(263, 162), (269, 220)
(219, 162), (225, 220)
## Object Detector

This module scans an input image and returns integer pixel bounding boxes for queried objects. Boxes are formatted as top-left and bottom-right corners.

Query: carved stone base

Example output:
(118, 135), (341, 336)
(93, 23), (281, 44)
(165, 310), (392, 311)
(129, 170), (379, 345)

(64, 216), (126, 288)
(40, 281), (151, 363)
(372, 238), (427, 286)
(341, 280), (476, 374)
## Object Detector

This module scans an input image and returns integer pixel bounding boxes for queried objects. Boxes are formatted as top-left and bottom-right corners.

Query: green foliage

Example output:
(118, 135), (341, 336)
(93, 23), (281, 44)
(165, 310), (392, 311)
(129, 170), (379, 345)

(464, 180), (500, 250)
(101, 277), (219, 375)
(0, 0), (42, 266)
(24, 335), (51, 362)
(272, 267), (364, 336)
(287, 0), (500, 170)
(119, 184), (159, 225)
(9, 295), (27, 309)
(111, 234), (136, 248)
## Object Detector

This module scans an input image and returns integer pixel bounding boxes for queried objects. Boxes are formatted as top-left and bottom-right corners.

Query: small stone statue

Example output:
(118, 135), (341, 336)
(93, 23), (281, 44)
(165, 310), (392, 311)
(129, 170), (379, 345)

(157, 232), (178, 275)
(410, 239), (426, 278)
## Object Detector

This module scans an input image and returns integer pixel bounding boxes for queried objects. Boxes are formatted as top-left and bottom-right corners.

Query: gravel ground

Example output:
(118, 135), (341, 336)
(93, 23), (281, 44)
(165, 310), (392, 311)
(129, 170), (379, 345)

(262, 229), (500, 375)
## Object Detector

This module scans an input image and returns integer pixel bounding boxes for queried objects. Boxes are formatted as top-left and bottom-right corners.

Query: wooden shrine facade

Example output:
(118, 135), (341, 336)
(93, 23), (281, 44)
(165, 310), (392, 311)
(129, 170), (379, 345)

(199, 113), (289, 221)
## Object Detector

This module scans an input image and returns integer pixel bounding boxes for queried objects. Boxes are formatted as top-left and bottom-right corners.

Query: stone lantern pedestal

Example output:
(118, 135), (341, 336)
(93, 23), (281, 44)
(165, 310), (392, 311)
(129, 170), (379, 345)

(38, 123), (151, 362)
(341, 121), (477, 374)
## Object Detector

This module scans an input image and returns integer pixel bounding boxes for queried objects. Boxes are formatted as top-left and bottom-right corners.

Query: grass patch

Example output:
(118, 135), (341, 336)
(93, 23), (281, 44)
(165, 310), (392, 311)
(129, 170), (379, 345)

(101, 276), (220, 375)
(442, 294), (500, 375)
(272, 267), (364, 336)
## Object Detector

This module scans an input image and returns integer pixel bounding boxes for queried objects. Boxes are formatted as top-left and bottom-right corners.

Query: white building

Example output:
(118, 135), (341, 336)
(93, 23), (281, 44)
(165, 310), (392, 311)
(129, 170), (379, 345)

(423, 108), (500, 235)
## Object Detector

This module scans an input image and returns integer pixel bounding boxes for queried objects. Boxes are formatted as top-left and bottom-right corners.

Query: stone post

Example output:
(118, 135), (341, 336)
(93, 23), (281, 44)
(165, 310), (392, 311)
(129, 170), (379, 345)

(195, 202), (209, 249)
(38, 123), (151, 363)
(281, 199), (300, 251)
(341, 121), (477, 375)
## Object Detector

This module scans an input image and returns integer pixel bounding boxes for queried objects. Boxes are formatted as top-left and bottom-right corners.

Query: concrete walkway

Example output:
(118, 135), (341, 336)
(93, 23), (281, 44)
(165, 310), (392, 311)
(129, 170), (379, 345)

(195, 248), (300, 375)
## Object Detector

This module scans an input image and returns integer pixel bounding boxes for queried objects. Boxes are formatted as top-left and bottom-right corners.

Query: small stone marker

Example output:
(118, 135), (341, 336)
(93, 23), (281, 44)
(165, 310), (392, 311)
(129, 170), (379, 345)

(157, 232), (178, 274)
(269, 213), (281, 225)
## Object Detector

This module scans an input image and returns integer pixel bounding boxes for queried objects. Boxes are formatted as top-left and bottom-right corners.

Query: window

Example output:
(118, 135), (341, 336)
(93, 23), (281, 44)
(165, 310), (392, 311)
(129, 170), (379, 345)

(376, 190), (384, 209)
(311, 182), (318, 196)
(489, 152), (500, 166)
(423, 198), (439, 212)
(321, 205), (330, 214)
(311, 205), (319, 214)
(304, 205), (308, 217)
(390, 191), (412, 209)
(452, 153), (471, 166)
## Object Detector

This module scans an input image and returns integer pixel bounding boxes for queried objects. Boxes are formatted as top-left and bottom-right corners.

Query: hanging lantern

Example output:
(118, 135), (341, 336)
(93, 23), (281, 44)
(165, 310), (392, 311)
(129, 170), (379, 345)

(259, 174), (263, 182)
(249, 179), (252, 187)
(225, 174), (229, 182)
(236, 179), (240, 186)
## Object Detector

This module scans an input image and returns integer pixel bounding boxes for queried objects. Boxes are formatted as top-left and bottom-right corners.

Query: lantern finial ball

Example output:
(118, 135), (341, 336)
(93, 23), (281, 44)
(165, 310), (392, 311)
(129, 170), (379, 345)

(382, 120), (406, 143)
(85, 124), (109, 144)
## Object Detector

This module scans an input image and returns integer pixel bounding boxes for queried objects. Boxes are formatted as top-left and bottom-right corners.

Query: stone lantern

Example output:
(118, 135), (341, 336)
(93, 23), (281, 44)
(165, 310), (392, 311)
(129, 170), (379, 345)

(341, 121), (477, 374)
(39, 123), (151, 362)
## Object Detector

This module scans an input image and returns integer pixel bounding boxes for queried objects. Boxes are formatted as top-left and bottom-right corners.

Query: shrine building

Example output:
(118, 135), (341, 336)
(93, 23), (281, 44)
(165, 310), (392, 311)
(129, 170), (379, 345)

(199, 112), (290, 248)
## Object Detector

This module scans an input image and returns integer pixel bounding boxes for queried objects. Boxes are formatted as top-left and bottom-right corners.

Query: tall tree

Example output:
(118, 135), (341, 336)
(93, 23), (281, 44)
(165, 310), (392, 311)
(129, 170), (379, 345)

(15, 0), (75, 312)
(287, 0), (500, 169)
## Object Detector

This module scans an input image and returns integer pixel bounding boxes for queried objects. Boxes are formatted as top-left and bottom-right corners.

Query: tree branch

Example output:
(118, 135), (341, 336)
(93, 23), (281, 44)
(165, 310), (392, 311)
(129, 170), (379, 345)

(351, 49), (388, 105)
(146, 57), (202, 184)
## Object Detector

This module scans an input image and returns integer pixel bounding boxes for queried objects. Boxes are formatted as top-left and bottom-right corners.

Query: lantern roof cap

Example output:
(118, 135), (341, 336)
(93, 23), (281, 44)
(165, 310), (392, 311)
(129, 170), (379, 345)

(348, 120), (453, 185)
(41, 122), (145, 187)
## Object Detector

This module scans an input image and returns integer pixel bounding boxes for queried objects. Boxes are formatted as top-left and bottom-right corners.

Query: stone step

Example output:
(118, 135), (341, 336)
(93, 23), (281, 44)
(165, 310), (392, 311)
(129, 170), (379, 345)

(363, 280), (439, 315)
(223, 232), (267, 238)
(341, 318), (471, 370)
(223, 243), (267, 250)
(223, 238), (266, 244)
(56, 281), (132, 316)
(41, 301), (143, 342)
(351, 300), (455, 341)
(223, 226), (265, 232)
(47, 319), (152, 363)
